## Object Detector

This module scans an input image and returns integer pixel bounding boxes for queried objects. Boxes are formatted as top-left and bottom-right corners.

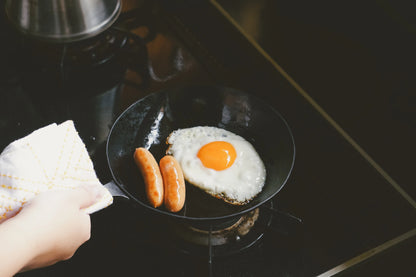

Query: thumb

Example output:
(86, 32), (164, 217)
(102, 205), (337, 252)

(72, 185), (103, 209)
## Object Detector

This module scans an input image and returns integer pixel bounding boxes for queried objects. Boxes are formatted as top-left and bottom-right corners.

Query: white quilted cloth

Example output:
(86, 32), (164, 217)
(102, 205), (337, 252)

(0, 120), (113, 223)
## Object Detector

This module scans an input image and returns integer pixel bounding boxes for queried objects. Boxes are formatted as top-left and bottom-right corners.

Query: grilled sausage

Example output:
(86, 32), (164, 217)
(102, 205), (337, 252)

(133, 147), (164, 208)
(159, 155), (185, 212)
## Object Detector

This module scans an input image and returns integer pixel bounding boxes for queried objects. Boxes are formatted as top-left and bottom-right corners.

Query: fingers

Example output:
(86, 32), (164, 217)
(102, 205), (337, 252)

(70, 185), (104, 210)
(73, 211), (91, 243)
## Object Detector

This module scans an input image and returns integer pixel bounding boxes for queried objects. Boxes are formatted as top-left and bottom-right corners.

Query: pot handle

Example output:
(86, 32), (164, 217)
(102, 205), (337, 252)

(104, 180), (130, 200)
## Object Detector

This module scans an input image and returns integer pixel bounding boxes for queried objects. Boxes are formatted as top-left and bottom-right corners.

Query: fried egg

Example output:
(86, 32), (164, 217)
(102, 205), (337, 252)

(166, 126), (266, 205)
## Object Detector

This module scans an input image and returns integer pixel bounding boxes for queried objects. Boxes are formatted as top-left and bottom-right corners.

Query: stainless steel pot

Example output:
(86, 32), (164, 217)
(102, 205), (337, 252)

(5, 0), (121, 43)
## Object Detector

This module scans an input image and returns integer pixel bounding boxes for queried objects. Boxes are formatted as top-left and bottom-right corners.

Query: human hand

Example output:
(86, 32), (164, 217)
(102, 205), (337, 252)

(0, 186), (103, 276)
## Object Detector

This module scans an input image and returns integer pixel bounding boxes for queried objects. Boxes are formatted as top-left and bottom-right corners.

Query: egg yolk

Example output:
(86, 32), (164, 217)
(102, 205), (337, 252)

(197, 141), (237, 171)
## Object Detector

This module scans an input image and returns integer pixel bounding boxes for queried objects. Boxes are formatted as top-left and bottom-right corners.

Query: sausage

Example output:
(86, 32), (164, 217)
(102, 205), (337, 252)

(159, 155), (185, 212)
(133, 147), (164, 208)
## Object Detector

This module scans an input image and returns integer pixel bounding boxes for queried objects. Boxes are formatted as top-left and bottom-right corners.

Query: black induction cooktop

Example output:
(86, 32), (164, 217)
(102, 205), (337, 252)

(1, 1), (415, 276)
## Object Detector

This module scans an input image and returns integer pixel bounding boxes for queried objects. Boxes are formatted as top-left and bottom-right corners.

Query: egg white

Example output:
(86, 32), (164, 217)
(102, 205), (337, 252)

(166, 126), (266, 204)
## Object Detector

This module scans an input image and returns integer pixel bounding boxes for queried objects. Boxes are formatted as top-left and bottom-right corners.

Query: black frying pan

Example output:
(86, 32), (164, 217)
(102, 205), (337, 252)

(106, 85), (295, 223)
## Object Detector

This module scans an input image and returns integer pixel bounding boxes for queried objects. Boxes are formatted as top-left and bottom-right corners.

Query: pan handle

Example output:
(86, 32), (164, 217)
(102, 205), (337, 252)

(262, 205), (302, 236)
(104, 180), (130, 200)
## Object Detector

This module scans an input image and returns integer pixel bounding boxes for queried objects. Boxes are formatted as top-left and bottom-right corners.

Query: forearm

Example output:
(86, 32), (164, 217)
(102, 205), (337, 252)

(0, 217), (35, 277)
(0, 188), (96, 276)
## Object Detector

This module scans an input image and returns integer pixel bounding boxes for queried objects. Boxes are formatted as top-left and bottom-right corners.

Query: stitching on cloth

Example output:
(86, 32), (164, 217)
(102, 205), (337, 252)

(74, 144), (86, 175)
(0, 174), (48, 186)
(51, 126), (71, 186)
(1, 184), (39, 194)
(0, 204), (13, 212)
(84, 156), (92, 164)
(64, 176), (100, 183)
(0, 212), (8, 220)
(27, 142), (50, 181)
(73, 166), (95, 172)
(63, 136), (78, 178)
(0, 203), (24, 219)
(0, 194), (30, 204)
(50, 184), (77, 190)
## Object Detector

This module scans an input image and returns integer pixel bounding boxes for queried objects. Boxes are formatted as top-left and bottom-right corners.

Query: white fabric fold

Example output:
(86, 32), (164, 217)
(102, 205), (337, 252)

(0, 120), (113, 223)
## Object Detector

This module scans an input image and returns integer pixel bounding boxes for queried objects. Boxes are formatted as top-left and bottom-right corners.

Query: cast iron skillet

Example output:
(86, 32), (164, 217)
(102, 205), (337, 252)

(106, 85), (295, 223)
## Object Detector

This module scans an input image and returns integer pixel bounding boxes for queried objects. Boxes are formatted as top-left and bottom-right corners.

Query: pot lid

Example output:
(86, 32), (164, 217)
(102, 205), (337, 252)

(5, 0), (121, 43)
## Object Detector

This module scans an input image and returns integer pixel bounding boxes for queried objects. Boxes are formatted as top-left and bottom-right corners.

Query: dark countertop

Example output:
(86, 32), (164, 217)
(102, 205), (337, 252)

(1, 0), (415, 276)
(209, 0), (416, 275)
(215, 0), (416, 200)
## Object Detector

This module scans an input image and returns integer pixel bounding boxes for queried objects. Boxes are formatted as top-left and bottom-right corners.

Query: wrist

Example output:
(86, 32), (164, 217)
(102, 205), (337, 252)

(0, 216), (36, 276)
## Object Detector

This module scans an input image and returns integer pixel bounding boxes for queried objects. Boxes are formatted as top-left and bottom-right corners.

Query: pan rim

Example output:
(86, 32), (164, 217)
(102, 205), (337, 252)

(106, 85), (296, 222)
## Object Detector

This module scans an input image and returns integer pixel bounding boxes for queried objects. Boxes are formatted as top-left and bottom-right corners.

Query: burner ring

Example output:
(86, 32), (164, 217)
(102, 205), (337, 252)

(177, 209), (260, 246)
(168, 201), (274, 257)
